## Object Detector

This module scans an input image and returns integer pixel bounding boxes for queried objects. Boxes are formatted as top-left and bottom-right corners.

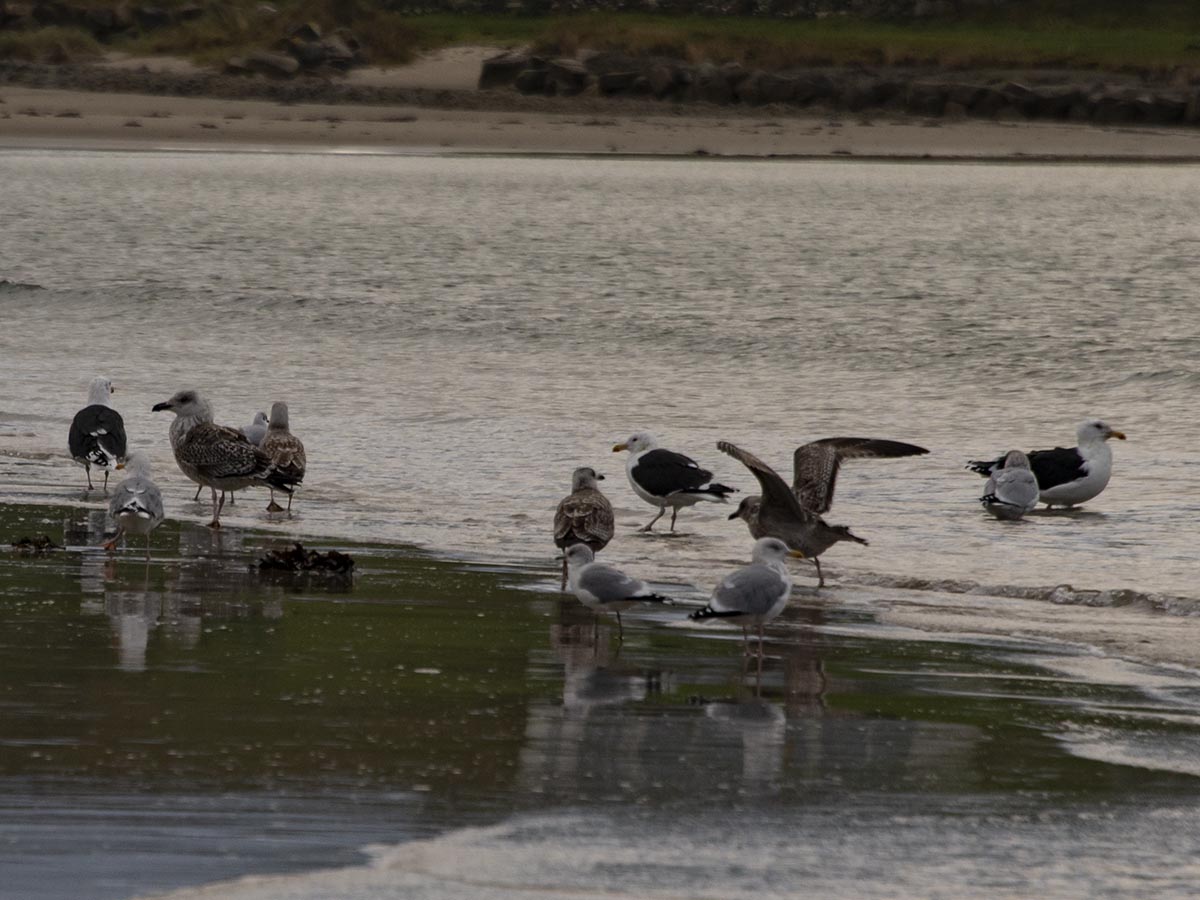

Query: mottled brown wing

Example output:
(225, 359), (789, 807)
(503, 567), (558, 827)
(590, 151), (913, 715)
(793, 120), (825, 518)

(179, 423), (269, 479)
(717, 441), (809, 520)
(793, 437), (929, 513)
(554, 489), (615, 550)
(262, 432), (307, 482)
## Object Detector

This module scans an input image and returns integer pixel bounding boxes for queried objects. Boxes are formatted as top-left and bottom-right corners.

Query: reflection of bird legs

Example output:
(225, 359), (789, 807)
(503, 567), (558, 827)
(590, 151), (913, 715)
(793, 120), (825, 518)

(102, 527), (124, 552)
(639, 507), (666, 532)
(615, 610), (624, 641)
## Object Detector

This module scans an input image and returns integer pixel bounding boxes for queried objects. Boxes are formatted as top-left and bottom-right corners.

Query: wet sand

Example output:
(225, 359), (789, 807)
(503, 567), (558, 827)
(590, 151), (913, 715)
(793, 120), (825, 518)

(4, 48), (1200, 158)
(4, 500), (1200, 900)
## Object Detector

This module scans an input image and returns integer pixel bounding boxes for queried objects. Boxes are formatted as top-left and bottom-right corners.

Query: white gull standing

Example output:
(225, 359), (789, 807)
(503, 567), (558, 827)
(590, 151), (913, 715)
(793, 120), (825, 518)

(612, 431), (736, 532)
(563, 544), (673, 640)
(979, 450), (1039, 520)
(102, 451), (164, 559)
(968, 420), (1126, 508)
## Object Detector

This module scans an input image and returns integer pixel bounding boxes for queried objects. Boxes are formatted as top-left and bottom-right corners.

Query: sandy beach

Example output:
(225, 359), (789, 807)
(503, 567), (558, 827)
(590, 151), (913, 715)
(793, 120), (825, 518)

(5, 47), (1200, 158)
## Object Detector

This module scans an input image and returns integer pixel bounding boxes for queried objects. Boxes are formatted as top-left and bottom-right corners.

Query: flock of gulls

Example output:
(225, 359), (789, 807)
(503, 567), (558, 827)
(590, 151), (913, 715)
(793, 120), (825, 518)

(67, 376), (1126, 656)
(555, 422), (1126, 656)
(68, 377), (307, 558)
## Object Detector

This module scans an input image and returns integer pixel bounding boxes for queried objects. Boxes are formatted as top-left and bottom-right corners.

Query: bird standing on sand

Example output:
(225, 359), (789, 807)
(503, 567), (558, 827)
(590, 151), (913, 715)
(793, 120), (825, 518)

(192, 412), (268, 504)
(722, 437), (928, 587)
(563, 543), (673, 639)
(979, 450), (1039, 520)
(103, 451), (164, 559)
(613, 431), (736, 532)
(689, 537), (805, 663)
(260, 401), (306, 513)
(968, 420), (1125, 508)
(152, 390), (298, 528)
(68, 376), (126, 493)
(553, 466), (615, 590)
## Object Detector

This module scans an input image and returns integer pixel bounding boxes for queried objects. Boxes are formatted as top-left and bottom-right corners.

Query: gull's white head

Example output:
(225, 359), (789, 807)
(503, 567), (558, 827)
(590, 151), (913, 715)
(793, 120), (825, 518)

(1002, 450), (1031, 470)
(117, 451), (153, 478)
(87, 377), (114, 406)
(252, 411), (269, 428)
(1077, 419), (1126, 444)
(612, 432), (659, 455)
(152, 389), (213, 421)
(564, 544), (596, 568)
(571, 466), (605, 491)
(751, 536), (805, 564)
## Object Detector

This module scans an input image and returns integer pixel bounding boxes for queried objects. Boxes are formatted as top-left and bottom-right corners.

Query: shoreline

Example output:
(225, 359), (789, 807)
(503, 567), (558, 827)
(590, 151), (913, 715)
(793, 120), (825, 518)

(5, 50), (1200, 159)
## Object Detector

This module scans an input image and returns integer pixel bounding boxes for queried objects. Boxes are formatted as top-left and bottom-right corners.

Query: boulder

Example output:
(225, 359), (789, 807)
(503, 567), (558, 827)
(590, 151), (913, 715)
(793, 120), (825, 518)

(793, 73), (836, 105)
(757, 72), (797, 104)
(1000, 80), (1038, 116)
(134, 5), (170, 29)
(288, 21), (321, 42)
(175, 3), (203, 21)
(478, 50), (530, 90)
(906, 81), (946, 116)
(598, 70), (642, 96)
(318, 35), (357, 70)
(514, 67), (547, 94)
(687, 63), (732, 104)
(969, 87), (1009, 117)
(1184, 91), (1200, 125)
(545, 57), (589, 96)
(1135, 94), (1185, 124)
(244, 50), (300, 78)
(1031, 87), (1084, 119)
(646, 62), (680, 99)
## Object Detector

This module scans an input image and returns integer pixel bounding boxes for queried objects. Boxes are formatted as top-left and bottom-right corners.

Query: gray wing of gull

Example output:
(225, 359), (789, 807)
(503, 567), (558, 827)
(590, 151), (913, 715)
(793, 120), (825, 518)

(717, 441), (816, 522)
(554, 488), (615, 550)
(578, 563), (649, 604)
(988, 467), (1039, 510)
(793, 437), (929, 514)
(711, 564), (789, 616)
(109, 476), (165, 525)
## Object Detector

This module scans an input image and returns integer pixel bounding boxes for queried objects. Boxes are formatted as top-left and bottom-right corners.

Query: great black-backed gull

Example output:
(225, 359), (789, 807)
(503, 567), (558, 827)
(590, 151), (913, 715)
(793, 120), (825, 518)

(260, 402), (306, 513)
(103, 452), (164, 559)
(689, 537), (804, 663)
(721, 437), (928, 587)
(612, 432), (736, 532)
(152, 390), (298, 528)
(563, 544), (673, 639)
(979, 450), (1039, 520)
(968, 420), (1125, 508)
(68, 376), (126, 493)
(553, 467), (615, 589)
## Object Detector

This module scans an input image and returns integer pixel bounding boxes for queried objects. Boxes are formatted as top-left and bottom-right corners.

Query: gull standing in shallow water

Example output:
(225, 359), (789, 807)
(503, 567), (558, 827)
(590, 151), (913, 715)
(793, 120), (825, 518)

(260, 402), (307, 513)
(968, 419), (1126, 509)
(690, 537), (805, 665)
(553, 467), (615, 590)
(613, 431), (736, 532)
(721, 437), (928, 587)
(103, 451), (164, 559)
(68, 376), (126, 493)
(152, 390), (299, 528)
(980, 450), (1039, 520)
(563, 544), (673, 639)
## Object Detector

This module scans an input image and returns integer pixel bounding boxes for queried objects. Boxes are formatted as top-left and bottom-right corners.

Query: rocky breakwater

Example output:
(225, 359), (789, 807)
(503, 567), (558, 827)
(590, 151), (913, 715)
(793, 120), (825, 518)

(224, 21), (367, 80)
(480, 50), (1200, 127)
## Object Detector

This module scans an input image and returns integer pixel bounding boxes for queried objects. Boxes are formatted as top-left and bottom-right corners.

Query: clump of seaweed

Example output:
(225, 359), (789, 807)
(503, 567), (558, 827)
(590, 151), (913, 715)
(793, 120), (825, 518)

(258, 542), (354, 575)
(11, 535), (63, 552)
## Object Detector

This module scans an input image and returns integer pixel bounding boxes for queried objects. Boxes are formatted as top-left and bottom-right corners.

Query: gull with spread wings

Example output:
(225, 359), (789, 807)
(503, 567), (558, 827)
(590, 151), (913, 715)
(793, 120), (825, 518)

(722, 437), (928, 587)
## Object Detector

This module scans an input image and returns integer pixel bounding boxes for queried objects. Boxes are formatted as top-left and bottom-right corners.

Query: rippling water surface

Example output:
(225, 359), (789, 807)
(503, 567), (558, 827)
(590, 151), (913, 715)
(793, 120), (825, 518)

(1, 151), (1195, 601)
(3, 151), (1200, 900)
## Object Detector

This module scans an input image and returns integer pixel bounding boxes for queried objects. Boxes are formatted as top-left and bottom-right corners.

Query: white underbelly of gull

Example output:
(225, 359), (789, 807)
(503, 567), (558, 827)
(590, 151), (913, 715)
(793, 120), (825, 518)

(563, 544), (673, 640)
(613, 431), (735, 533)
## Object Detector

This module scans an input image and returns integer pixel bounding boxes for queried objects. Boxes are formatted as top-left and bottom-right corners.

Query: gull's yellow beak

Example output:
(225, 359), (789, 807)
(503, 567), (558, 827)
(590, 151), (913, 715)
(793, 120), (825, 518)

(788, 549), (807, 559)
(1109, 430), (1127, 440)
(612, 443), (628, 452)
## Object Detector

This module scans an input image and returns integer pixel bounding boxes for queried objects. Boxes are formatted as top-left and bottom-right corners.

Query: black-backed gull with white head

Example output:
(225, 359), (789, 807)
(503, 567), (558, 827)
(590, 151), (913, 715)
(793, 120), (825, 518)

(612, 431), (736, 532)
(68, 376), (127, 493)
(968, 420), (1125, 509)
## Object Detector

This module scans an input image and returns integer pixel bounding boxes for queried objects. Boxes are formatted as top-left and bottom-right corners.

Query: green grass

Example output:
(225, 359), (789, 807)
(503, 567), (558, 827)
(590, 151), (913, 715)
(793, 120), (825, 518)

(0, 26), (103, 63)
(16, 0), (1200, 74)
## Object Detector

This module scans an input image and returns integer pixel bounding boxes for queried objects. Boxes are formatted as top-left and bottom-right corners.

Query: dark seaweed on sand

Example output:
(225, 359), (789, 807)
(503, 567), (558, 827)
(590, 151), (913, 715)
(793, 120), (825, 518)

(11, 535), (63, 552)
(258, 542), (355, 574)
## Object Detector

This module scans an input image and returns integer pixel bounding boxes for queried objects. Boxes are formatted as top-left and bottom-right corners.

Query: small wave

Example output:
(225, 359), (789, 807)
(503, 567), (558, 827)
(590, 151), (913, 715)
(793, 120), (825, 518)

(0, 278), (45, 292)
(853, 573), (1200, 617)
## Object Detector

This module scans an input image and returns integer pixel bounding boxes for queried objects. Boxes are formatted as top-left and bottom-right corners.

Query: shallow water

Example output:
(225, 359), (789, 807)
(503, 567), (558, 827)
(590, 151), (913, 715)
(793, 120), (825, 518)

(1, 151), (1197, 606)
(4, 503), (1200, 900)
(3, 150), (1200, 898)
